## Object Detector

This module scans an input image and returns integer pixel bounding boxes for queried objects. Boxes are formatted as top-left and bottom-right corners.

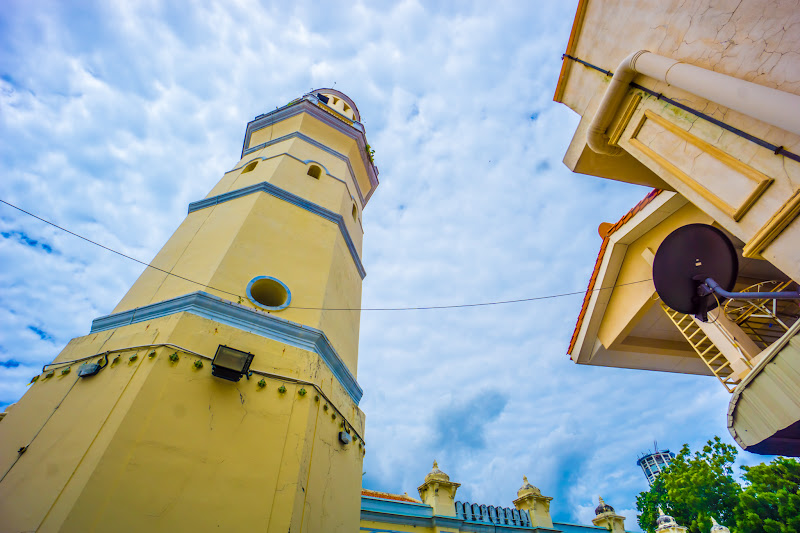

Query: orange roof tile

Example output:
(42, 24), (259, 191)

(361, 489), (422, 503)
(567, 188), (662, 355)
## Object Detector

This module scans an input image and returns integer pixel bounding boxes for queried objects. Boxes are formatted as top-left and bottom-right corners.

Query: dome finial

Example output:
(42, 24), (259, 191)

(517, 475), (540, 497)
(424, 460), (450, 482)
(595, 496), (614, 515)
(655, 507), (681, 530)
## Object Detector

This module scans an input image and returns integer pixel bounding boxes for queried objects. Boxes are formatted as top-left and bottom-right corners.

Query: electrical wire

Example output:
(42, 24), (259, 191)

(0, 198), (653, 311)
(0, 199), (242, 299)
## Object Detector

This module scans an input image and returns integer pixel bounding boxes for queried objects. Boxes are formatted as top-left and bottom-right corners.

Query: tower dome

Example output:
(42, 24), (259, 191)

(310, 88), (361, 122)
(425, 460), (450, 483)
(710, 518), (730, 533)
(595, 496), (615, 515)
(655, 507), (686, 531)
(517, 476), (542, 497)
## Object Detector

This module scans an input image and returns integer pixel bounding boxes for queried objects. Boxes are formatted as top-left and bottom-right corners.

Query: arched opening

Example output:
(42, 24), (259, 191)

(307, 165), (322, 179)
(241, 161), (258, 174)
(247, 276), (291, 311)
(352, 203), (358, 222)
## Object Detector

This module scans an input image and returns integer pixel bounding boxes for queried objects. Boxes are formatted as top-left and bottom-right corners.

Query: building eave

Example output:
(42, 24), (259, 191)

(568, 188), (665, 357)
(553, 0), (590, 103)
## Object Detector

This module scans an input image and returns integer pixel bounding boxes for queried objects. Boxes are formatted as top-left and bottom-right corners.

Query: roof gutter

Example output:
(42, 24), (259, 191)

(588, 50), (800, 155)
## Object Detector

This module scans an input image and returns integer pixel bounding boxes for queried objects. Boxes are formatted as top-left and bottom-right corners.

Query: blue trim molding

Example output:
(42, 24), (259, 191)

(246, 276), (291, 311)
(242, 98), (379, 204)
(90, 291), (363, 404)
(243, 130), (366, 206)
(232, 150), (361, 211)
(360, 495), (572, 533)
(188, 181), (366, 280)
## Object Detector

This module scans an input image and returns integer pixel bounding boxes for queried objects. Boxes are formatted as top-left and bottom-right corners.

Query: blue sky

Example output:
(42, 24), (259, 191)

(0, 1), (770, 529)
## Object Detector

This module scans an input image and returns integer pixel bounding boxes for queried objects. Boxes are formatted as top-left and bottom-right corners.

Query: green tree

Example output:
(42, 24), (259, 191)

(635, 472), (667, 532)
(636, 437), (740, 533)
(735, 457), (800, 533)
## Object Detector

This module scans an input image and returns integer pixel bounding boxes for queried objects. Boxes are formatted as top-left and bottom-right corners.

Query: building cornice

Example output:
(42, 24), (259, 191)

(188, 180), (366, 280)
(90, 291), (363, 404)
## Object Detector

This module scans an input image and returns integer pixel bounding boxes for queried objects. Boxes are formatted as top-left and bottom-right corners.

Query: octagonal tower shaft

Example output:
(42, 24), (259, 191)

(0, 89), (378, 533)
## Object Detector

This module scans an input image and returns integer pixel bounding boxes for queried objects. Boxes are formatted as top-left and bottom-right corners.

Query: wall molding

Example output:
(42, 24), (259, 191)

(743, 188), (800, 259)
(90, 291), (363, 404)
(629, 110), (773, 222)
(608, 93), (641, 146)
(188, 181), (366, 279)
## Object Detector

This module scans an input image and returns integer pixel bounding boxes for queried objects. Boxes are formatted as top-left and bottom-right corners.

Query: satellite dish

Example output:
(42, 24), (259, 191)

(653, 224), (738, 316)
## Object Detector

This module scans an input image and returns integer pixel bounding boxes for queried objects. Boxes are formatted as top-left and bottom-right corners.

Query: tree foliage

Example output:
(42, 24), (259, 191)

(735, 457), (800, 533)
(636, 437), (800, 533)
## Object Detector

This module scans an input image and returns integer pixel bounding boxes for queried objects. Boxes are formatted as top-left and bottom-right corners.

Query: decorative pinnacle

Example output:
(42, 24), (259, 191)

(433, 460), (438, 469)
(599, 496), (605, 504)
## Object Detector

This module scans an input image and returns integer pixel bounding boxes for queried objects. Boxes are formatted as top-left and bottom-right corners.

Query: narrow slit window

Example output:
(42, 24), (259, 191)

(307, 165), (322, 179)
(242, 161), (258, 173)
(352, 203), (358, 222)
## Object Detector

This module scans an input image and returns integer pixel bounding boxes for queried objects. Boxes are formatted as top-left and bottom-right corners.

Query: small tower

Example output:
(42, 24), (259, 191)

(592, 496), (626, 533)
(710, 517), (731, 533)
(0, 89), (378, 532)
(513, 476), (554, 529)
(417, 460), (461, 517)
(656, 508), (688, 533)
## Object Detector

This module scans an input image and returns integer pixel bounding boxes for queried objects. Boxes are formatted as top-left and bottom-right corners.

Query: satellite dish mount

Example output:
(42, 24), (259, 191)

(653, 224), (800, 322)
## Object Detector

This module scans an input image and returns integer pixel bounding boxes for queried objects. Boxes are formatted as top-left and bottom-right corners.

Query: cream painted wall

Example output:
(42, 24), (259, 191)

(559, 0), (800, 281)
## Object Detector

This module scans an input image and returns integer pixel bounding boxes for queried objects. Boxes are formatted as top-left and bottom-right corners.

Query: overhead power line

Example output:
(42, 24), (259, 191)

(0, 199), (242, 299)
(0, 198), (653, 311)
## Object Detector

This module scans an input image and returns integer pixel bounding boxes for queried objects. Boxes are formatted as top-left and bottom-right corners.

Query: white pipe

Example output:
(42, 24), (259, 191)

(587, 50), (800, 155)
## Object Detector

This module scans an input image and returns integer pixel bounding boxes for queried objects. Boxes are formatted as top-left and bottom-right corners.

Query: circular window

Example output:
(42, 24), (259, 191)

(246, 276), (291, 311)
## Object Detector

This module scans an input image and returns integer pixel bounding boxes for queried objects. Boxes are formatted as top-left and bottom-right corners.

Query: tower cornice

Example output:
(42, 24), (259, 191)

(89, 290), (364, 403)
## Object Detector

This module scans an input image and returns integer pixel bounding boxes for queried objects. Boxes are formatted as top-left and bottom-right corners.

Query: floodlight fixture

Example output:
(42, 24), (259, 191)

(211, 345), (254, 382)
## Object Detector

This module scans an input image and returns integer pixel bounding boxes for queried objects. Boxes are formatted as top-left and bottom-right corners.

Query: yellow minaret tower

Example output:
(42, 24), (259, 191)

(0, 89), (378, 533)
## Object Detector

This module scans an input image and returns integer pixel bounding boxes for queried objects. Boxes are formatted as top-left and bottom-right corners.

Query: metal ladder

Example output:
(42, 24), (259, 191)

(660, 302), (741, 392)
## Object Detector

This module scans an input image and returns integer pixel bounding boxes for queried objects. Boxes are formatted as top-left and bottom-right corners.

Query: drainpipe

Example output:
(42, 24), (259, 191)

(587, 50), (800, 156)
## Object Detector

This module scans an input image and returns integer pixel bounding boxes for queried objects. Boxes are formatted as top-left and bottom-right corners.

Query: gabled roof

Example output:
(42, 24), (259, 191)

(567, 188), (663, 355)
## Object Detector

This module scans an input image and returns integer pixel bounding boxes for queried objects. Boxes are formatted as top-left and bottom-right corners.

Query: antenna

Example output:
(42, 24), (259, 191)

(653, 224), (800, 321)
